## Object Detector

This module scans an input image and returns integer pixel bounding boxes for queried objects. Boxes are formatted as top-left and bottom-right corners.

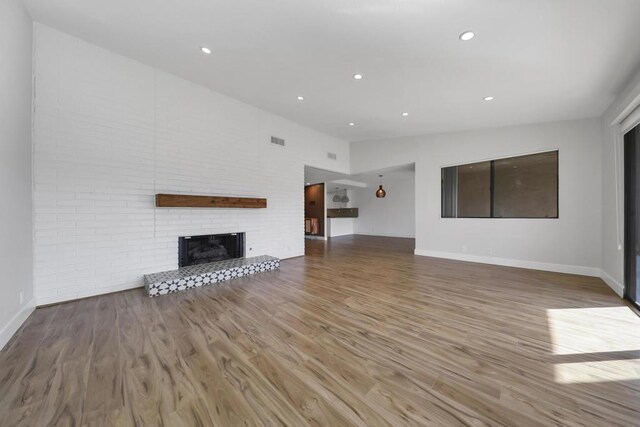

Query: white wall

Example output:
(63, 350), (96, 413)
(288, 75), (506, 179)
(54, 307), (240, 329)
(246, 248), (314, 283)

(32, 24), (349, 305)
(327, 218), (354, 237)
(326, 188), (354, 237)
(352, 171), (415, 238)
(351, 118), (602, 276)
(600, 68), (640, 297)
(0, 0), (34, 349)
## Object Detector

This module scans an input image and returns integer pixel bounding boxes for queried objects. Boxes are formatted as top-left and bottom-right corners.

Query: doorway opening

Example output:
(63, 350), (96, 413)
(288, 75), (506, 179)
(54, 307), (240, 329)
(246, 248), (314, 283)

(304, 183), (325, 239)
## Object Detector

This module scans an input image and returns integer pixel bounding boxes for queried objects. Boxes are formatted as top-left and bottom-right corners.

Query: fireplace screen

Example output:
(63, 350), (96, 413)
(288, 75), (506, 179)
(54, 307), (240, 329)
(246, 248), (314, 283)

(178, 233), (245, 267)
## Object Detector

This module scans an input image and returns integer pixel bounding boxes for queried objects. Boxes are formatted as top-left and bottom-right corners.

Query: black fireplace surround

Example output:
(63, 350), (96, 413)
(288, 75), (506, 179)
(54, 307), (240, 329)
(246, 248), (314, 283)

(178, 233), (245, 267)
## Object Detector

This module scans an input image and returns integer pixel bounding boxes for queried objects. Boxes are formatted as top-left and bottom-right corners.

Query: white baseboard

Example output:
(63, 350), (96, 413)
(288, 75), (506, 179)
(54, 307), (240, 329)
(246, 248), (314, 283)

(305, 235), (327, 241)
(600, 269), (625, 298)
(354, 232), (416, 239)
(280, 252), (305, 260)
(328, 232), (353, 238)
(35, 251), (301, 306)
(36, 282), (144, 306)
(414, 249), (601, 277)
(0, 298), (36, 351)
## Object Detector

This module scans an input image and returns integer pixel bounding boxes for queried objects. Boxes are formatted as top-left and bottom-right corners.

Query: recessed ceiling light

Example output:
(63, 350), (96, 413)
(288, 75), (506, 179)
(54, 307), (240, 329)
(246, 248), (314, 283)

(401, 112), (409, 117)
(484, 96), (494, 101)
(306, 182), (311, 185)
(459, 31), (475, 41)
(353, 74), (363, 80)
(349, 122), (355, 126)
(200, 46), (212, 54)
(297, 96), (304, 101)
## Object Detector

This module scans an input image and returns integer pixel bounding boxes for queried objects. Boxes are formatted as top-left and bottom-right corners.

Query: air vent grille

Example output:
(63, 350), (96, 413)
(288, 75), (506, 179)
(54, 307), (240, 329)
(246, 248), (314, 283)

(327, 152), (337, 160)
(271, 136), (285, 146)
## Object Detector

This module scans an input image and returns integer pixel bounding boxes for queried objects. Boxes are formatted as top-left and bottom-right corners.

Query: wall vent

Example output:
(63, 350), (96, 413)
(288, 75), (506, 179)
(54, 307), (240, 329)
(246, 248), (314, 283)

(327, 152), (337, 160)
(270, 136), (285, 146)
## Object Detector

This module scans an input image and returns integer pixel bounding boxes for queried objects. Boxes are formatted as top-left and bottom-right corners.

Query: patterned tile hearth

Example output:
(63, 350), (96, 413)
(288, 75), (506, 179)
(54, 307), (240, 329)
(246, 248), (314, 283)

(144, 255), (280, 297)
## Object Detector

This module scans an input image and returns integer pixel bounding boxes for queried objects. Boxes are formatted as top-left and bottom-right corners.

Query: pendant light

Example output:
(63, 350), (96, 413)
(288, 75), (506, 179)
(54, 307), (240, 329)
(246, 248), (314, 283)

(333, 188), (350, 204)
(340, 188), (350, 203)
(376, 175), (386, 198)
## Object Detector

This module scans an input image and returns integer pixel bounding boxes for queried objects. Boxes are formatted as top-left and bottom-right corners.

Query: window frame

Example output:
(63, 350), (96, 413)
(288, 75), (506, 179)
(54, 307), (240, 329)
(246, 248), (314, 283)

(440, 150), (559, 219)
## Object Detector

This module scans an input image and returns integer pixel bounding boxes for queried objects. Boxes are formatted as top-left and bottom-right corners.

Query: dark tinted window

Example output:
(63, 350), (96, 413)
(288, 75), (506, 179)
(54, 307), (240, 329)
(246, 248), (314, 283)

(441, 151), (558, 218)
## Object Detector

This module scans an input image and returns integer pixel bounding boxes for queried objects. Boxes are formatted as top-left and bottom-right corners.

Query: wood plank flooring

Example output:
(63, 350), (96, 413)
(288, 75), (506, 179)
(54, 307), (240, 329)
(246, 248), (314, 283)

(1, 235), (640, 426)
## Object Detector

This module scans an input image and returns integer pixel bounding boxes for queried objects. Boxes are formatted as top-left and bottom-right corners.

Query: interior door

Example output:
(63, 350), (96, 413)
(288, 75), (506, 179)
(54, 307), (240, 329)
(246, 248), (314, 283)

(624, 124), (640, 308)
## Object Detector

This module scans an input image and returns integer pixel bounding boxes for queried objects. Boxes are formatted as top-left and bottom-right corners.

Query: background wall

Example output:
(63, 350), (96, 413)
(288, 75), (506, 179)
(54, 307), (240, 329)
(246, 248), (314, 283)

(0, 0), (34, 349)
(326, 187), (354, 237)
(601, 67), (640, 296)
(325, 188), (354, 237)
(32, 24), (349, 305)
(352, 170), (416, 238)
(351, 118), (602, 276)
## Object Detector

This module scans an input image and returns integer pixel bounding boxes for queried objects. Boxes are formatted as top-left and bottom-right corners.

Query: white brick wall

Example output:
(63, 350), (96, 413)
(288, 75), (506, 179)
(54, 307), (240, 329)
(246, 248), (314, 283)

(0, 0), (35, 350)
(32, 24), (350, 305)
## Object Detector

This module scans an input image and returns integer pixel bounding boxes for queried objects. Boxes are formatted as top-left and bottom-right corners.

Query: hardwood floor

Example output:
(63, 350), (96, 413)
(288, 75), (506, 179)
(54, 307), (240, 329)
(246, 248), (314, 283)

(1, 235), (640, 426)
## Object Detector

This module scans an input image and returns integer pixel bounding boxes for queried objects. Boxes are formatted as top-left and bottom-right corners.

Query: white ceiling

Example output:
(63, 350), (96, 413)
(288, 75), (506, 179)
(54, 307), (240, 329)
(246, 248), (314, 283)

(305, 167), (353, 188)
(306, 163), (414, 189)
(24, 0), (640, 142)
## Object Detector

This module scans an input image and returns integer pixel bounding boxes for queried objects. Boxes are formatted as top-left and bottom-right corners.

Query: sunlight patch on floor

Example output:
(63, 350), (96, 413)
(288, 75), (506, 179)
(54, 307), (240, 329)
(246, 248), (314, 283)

(547, 307), (640, 383)
(547, 307), (640, 355)
(554, 359), (640, 384)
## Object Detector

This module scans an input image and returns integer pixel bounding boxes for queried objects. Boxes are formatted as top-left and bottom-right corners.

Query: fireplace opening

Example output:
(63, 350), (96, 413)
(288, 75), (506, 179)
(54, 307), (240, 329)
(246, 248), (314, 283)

(178, 233), (245, 267)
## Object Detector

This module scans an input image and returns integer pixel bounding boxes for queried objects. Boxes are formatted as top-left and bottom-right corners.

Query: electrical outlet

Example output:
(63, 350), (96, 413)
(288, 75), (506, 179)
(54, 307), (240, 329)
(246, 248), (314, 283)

(488, 248), (493, 255)
(19, 292), (24, 305)
(462, 245), (468, 252)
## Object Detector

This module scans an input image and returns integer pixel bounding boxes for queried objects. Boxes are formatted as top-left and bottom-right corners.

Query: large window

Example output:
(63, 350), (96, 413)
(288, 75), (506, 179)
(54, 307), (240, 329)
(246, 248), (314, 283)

(441, 150), (558, 218)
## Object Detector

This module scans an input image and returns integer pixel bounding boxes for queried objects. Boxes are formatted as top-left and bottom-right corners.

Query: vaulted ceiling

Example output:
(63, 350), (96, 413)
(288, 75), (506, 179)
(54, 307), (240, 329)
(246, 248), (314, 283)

(24, 0), (640, 141)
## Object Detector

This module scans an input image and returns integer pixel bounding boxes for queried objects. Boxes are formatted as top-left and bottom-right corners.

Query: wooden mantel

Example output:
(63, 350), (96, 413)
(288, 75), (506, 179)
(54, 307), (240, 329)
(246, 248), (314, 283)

(155, 194), (267, 209)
